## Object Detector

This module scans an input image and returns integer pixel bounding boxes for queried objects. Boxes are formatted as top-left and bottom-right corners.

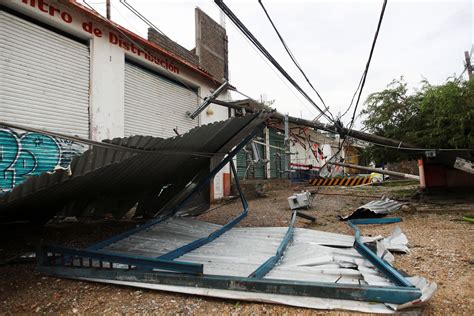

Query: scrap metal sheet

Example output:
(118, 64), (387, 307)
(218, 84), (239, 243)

(70, 217), (434, 313)
(340, 197), (404, 220)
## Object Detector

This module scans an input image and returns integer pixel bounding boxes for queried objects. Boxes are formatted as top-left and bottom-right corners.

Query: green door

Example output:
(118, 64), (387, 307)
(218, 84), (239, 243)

(269, 128), (286, 179)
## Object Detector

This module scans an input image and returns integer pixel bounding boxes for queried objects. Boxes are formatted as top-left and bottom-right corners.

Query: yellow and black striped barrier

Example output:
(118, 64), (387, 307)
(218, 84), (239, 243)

(308, 176), (371, 186)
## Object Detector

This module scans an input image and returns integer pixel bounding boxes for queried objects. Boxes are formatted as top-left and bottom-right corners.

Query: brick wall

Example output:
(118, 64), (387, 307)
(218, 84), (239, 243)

(147, 28), (199, 66)
(195, 8), (228, 80)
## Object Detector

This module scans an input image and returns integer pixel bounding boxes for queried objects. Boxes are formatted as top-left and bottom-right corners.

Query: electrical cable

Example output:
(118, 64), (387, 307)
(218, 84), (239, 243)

(225, 22), (317, 117)
(119, 0), (166, 36)
(318, 0), (389, 173)
(357, 140), (474, 152)
(214, 0), (336, 124)
(110, 3), (142, 35)
(258, 0), (334, 122)
(347, 0), (388, 131)
(340, 70), (365, 119)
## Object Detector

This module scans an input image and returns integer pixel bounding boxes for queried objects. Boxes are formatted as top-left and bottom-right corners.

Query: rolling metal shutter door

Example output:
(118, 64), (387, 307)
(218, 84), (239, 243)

(0, 10), (90, 138)
(124, 62), (199, 138)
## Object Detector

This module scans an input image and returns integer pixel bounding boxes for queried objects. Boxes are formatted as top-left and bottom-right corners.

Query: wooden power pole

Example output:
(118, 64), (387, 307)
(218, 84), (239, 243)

(465, 51), (472, 80)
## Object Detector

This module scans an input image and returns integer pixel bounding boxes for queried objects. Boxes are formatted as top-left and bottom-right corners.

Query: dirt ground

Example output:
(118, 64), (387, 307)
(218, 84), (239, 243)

(0, 183), (473, 315)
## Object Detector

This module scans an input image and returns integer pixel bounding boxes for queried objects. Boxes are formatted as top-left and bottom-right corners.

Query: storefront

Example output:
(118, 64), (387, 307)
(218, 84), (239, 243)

(0, 1), (230, 199)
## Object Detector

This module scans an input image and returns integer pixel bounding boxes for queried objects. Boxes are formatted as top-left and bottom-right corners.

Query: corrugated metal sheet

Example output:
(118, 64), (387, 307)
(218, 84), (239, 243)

(0, 114), (266, 223)
(124, 61), (199, 138)
(357, 198), (403, 214)
(82, 216), (434, 313)
(340, 197), (403, 220)
(0, 10), (90, 138)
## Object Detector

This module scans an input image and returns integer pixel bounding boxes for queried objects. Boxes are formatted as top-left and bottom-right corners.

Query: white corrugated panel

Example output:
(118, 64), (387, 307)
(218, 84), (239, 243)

(0, 10), (90, 138)
(124, 62), (198, 138)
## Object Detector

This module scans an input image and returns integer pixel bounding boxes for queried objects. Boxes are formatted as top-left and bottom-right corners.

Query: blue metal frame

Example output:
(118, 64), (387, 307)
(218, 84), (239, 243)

(39, 122), (264, 276)
(88, 123), (264, 252)
(158, 159), (248, 260)
(39, 245), (203, 275)
(347, 217), (413, 287)
(349, 218), (402, 225)
(249, 211), (297, 278)
(39, 265), (422, 304)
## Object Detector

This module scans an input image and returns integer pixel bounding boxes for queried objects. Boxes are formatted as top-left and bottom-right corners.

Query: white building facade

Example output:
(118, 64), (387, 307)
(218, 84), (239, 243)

(0, 0), (231, 199)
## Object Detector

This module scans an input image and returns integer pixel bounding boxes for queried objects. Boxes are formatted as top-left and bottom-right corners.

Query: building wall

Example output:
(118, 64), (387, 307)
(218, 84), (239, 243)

(195, 8), (228, 80)
(148, 28), (199, 66)
(0, 1), (231, 198)
(288, 126), (344, 177)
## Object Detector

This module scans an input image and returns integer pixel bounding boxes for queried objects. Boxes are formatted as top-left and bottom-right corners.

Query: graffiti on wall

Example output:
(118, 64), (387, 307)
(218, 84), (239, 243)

(0, 128), (85, 191)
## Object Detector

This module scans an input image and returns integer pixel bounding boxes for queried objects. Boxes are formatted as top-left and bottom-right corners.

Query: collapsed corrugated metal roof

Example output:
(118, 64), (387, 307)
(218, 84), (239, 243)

(38, 215), (436, 313)
(0, 114), (266, 223)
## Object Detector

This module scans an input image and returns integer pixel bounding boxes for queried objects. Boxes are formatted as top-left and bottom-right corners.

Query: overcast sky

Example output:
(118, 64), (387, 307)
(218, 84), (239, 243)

(82, 0), (473, 128)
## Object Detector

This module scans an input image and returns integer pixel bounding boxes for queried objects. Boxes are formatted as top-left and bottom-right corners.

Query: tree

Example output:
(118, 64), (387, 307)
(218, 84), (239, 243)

(360, 77), (474, 162)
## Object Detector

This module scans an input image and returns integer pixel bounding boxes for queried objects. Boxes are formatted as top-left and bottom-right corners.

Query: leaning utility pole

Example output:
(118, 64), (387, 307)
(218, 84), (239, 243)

(209, 99), (417, 149)
(465, 51), (472, 80)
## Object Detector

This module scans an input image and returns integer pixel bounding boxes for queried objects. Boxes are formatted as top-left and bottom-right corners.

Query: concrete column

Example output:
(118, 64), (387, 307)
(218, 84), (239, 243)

(89, 38), (125, 141)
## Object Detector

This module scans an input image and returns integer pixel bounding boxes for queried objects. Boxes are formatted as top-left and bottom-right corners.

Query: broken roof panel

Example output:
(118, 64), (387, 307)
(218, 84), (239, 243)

(38, 214), (436, 313)
(0, 114), (266, 223)
(340, 197), (403, 220)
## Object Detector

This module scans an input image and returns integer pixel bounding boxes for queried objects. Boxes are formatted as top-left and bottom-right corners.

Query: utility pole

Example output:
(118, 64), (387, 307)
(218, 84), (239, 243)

(106, 0), (111, 20)
(465, 51), (472, 80)
(284, 114), (290, 178)
(210, 99), (418, 149)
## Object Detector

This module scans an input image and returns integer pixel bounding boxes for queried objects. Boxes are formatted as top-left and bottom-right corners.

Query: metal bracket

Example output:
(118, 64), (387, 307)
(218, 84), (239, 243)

(189, 81), (229, 119)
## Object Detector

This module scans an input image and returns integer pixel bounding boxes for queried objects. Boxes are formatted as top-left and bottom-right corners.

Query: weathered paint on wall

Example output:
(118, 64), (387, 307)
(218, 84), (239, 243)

(0, 128), (85, 191)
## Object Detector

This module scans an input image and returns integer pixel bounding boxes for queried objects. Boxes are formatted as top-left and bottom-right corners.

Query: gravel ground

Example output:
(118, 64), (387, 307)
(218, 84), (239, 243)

(0, 184), (473, 315)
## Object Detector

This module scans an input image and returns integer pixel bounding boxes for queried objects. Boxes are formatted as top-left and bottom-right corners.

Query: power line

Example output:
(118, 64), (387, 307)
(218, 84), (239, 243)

(340, 70), (365, 119)
(358, 140), (473, 152)
(258, 0), (334, 122)
(225, 20), (318, 117)
(319, 0), (389, 173)
(214, 0), (336, 124)
(119, 0), (166, 36)
(347, 0), (388, 131)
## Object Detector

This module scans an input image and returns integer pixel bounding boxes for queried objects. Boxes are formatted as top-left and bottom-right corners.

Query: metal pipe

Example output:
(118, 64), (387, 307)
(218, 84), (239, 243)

(328, 161), (419, 180)
(189, 81), (229, 119)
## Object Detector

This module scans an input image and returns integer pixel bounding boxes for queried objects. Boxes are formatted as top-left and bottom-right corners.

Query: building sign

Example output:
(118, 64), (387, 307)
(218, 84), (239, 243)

(20, 0), (180, 74)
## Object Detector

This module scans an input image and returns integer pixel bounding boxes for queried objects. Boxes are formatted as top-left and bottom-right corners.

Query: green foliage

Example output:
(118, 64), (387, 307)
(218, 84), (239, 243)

(360, 77), (474, 162)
